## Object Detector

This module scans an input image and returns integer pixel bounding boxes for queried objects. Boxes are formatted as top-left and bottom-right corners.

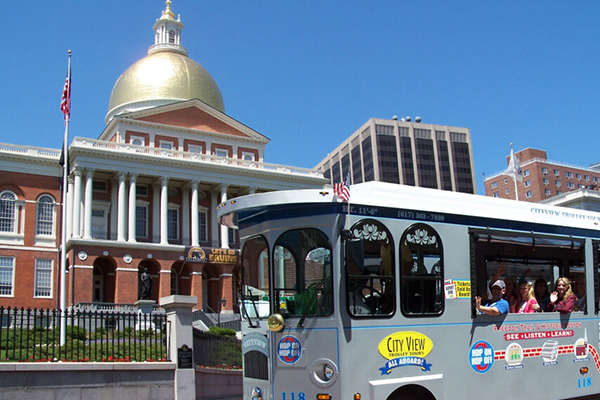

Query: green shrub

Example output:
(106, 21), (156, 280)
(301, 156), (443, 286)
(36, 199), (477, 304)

(209, 326), (236, 336)
(66, 326), (86, 340)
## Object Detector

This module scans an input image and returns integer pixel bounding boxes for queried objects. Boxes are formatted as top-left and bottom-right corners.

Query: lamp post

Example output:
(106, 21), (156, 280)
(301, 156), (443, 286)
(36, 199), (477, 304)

(218, 297), (226, 325)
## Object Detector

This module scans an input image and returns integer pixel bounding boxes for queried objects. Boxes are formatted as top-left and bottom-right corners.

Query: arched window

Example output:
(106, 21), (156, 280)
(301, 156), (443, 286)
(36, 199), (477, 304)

(346, 219), (395, 317)
(171, 269), (178, 295)
(168, 30), (175, 44)
(400, 223), (444, 316)
(36, 195), (55, 235)
(0, 191), (17, 233)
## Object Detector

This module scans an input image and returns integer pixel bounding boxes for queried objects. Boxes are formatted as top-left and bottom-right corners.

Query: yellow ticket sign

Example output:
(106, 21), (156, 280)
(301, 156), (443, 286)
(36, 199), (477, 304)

(454, 280), (471, 298)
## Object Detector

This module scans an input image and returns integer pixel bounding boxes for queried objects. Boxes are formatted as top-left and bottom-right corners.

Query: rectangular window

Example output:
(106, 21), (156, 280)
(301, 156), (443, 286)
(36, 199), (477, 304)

(214, 148), (229, 158)
(504, 178), (508, 184)
(556, 180), (561, 187)
(471, 229), (584, 317)
(541, 167), (548, 174)
(554, 170), (560, 176)
(526, 191), (533, 198)
(523, 169), (530, 177)
(567, 182), (575, 189)
(491, 182), (498, 189)
(543, 178), (549, 185)
(505, 188), (510, 195)
(92, 180), (107, 192)
(136, 205), (148, 239)
(136, 184), (148, 197)
(493, 192), (499, 198)
(160, 141), (174, 150)
(545, 189), (551, 196)
(198, 210), (208, 243)
(577, 174), (582, 180)
(228, 227), (237, 245)
(585, 175), (590, 181)
(188, 144), (203, 154)
(524, 180), (531, 187)
(168, 208), (179, 240)
(34, 259), (53, 298)
(0, 257), (14, 296)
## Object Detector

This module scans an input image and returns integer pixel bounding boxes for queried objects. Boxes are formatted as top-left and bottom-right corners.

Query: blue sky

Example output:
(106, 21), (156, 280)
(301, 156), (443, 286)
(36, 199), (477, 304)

(2, 1), (600, 194)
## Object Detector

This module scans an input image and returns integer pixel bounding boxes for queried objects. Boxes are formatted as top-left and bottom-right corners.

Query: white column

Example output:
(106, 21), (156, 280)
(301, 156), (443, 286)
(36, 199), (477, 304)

(210, 190), (218, 247)
(190, 180), (199, 247)
(128, 173), (138, 242)
(110, 178), (118, 240)
(83, 168), (94, 239)
(182, 184), (191, 246)
(220, 184), (229, 249)
(160, 176), (170, 245)
(66, 175), (74, 239)
(152, 182), (160, 243)
(117, 171), (127, 242)
(71, 167), (82, 238)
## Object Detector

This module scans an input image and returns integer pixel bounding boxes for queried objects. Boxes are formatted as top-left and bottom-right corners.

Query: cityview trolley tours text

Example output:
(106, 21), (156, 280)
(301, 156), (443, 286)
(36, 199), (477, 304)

(217, 181), (600, 400)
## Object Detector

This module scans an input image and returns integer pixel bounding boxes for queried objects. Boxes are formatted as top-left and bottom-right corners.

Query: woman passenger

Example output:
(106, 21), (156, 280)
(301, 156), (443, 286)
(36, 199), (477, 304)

(504, 276), (518, 313)
(545, 277), (576, 313)
(516, 281), (539, 313)
(534, 278), (550, 310)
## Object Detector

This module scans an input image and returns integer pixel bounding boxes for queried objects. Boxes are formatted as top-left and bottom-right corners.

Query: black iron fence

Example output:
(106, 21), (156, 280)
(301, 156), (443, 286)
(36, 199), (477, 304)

(0, 307), (167, 362)
(193, 328), (241, 369)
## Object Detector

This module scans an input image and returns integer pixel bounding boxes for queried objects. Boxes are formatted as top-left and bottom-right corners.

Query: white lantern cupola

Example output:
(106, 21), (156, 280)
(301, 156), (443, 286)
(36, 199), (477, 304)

(148, 0), (188, 56)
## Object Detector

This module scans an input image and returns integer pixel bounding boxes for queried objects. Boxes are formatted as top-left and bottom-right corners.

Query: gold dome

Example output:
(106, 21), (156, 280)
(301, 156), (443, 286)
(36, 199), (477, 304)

(107, 50), (225, 121)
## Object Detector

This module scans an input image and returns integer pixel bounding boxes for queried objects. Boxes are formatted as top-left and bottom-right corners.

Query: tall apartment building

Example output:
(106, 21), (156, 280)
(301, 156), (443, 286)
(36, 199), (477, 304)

(0, 2), (325, 312)
(315, 117), (476, 194)
(483, 148), (600, 202)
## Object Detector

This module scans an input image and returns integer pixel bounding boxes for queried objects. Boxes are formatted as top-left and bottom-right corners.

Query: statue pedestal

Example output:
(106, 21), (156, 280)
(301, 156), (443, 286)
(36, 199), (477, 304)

(135, 299), (156, 331)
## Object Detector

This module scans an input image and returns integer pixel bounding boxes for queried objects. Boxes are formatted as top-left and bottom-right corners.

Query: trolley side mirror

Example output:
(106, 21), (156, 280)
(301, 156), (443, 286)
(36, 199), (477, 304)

(345, 238), (364, 274)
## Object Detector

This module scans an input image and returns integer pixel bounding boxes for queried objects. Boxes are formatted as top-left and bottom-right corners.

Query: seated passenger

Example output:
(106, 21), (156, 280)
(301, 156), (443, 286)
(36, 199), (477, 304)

(534, 278), (550, 310)
(475, 280), (509, 315)
(545, 277), (576, 313)
(516, 280), (539, 313)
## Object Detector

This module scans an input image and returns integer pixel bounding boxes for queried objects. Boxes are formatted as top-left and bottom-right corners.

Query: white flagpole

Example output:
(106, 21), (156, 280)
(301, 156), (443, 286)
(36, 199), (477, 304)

(510, 144), (519, 201)
(59, 50), (71, 346)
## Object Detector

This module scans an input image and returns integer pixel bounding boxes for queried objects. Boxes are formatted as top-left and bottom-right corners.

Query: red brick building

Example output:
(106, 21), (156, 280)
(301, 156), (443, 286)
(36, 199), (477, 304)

(0, 2), (325, 312)
(484, 147), (600, 202)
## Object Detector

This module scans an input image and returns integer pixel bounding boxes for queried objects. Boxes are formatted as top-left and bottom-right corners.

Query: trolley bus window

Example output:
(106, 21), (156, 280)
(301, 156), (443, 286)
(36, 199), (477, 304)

(240, 235), (270, 320)
(470, 229), (585, 316)
(400, 223), (444, 316)
(273, 229), (333, 318)
(347, 219), (395, 317)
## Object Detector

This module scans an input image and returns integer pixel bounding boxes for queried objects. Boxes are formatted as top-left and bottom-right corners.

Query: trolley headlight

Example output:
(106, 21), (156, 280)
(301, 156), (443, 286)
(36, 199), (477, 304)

(310, 358), (338, 387)
(267, 313), (285, 332)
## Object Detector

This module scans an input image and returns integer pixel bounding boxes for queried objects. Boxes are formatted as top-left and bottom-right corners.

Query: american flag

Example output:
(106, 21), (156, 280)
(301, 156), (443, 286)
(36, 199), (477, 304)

(60, 70), (71, 121)
(333, 172), (350, 202)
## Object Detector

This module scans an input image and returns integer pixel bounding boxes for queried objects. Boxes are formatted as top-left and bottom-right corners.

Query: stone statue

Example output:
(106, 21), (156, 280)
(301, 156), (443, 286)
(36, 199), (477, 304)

(140, 267), (152, 300)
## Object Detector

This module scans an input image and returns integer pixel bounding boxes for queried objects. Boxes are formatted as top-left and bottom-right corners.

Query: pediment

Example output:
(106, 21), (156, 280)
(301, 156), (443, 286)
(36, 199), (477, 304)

(106, 100), (269, 142)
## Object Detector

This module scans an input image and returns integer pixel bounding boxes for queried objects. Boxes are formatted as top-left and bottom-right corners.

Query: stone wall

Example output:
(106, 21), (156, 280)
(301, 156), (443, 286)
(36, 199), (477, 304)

(195, 367), (243, 400)
(0, 362), (176, 400)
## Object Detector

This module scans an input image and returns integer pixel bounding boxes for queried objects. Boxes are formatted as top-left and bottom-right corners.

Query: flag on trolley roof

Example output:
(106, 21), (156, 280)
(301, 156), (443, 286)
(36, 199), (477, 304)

(333, 172), (351, 202)
(60, 69), (71, 121)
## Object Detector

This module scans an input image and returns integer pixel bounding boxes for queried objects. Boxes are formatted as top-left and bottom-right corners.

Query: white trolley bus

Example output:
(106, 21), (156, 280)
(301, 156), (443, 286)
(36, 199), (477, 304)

(217, 182), (600, 400)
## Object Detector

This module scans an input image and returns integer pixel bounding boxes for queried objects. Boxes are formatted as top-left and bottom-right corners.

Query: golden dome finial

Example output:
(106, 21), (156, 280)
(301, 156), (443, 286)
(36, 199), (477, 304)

(162, 0), (175, 20)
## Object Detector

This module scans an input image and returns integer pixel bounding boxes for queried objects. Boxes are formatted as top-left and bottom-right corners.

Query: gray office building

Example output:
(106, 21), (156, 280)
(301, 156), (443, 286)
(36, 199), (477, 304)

(316, 117), (476, 194)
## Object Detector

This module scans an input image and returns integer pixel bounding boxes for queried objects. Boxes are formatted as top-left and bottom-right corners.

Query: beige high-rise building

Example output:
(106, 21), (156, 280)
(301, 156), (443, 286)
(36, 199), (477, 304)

(316, 117), (476, 194)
